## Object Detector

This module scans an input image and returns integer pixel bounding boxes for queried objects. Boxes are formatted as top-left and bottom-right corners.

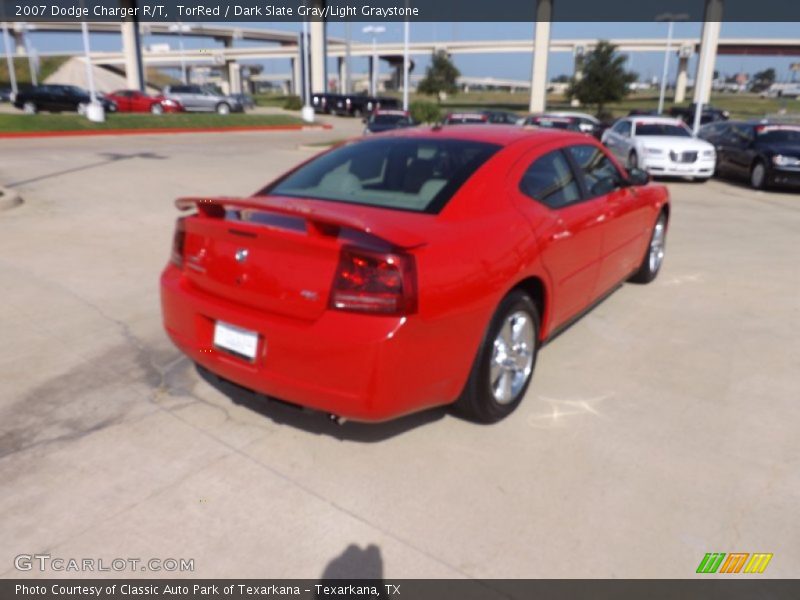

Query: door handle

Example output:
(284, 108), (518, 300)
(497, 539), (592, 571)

(552, 230), (572, 241)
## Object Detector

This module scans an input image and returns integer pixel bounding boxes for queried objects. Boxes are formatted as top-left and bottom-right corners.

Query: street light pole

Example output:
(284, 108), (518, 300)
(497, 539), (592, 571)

(656, 13), (688, 116)
(301, 19), (314, 122)
(1, 23), (18, 100)
(403, 18), (410, 111)
(362, 26), (385, 97)
(657, 20), (674, 115)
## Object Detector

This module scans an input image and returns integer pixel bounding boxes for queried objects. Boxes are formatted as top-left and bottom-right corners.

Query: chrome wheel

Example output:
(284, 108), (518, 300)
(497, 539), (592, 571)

(22, 101), (36, 114)
(649, 215), (667, 273)
(217, 103), (230, 115)
(751, 162), (766, 189)
(490, 311), (535, 405)
(151, 103), (164, 115)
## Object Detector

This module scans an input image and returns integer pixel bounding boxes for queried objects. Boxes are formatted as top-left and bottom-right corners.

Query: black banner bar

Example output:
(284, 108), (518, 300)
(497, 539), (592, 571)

(2, 0), (800, 22)
(3, 580), (800, 600)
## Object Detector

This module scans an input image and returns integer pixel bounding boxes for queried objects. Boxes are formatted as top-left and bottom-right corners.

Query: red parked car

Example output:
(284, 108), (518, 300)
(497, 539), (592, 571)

(106, 89), (183, 114)
(161, 126), (669, 423)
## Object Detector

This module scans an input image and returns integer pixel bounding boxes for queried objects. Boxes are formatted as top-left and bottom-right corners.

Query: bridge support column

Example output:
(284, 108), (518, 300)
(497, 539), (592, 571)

(693, 0), (722, 104)
(225, 61), (242, 95)
(369, 55), (377, 95)
(674, 54), (689, 103)
(310, 1), (326, 93)
(570, 46), (584, 107)
(291, 56), (301, 96)
(120, 17), (144, 91)
(337, 56), (347, 93)
(528, 0), (552, 113)
(11, 29), (25, 54)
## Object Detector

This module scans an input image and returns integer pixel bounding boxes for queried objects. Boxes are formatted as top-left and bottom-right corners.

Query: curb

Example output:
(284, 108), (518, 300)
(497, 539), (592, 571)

(0, 187), (22, 211)
(0, 123), (332, 139)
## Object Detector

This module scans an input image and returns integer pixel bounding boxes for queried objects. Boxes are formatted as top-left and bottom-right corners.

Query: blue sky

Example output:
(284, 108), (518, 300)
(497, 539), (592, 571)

(21, 21), (800, 83)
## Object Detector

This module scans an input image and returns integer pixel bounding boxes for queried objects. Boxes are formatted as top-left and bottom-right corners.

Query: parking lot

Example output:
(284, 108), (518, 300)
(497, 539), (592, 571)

(1, 121), (798, 579)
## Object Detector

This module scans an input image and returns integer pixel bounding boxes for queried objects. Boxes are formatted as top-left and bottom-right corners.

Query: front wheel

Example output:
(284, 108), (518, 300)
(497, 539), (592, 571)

(455, 291), (539, 423)
(750, 161), (767, 190)
(630, 211), (668, 284)
(216, 102), (231, 115)
(77, 102), (88, 116)
(22, 101), (37, 114)
(628, 150), (639, 169)
(151, 103), (164, 115)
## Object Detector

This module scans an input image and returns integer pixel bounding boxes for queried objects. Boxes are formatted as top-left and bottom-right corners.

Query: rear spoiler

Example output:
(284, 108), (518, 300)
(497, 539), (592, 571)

(175, 196), (427, 250)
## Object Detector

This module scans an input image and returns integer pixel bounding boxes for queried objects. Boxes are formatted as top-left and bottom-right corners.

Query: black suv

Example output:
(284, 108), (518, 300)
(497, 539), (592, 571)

(13, 85), (118, 114)
(669, 103), (730, 125)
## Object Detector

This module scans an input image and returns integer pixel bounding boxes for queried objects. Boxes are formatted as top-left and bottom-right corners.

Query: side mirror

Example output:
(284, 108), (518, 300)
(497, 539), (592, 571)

(626, 167), (650, 186)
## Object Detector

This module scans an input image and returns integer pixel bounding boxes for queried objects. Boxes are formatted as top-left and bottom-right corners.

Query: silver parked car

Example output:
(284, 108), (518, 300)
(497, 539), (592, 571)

(162, 85), (244, 114)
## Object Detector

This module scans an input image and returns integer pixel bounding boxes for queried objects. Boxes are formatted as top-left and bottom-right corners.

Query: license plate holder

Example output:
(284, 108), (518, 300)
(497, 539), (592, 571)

(213, 321), (260, 361)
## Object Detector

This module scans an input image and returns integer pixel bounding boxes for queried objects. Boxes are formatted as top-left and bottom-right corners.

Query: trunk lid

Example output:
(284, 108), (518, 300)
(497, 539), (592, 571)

(177, 195), (428, 321)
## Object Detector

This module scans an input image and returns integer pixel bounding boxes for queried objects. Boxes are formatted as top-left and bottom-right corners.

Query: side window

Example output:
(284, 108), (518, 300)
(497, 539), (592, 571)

(567, 145), (625, 197)
(732, 124), (754, 146)
(612, 120), (631, 136)
(519, 150), (582, 210)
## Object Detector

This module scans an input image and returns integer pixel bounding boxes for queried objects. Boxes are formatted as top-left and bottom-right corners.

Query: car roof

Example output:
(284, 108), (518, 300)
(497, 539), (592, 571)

(629, 116), (686, 125)
(379, 124), (583, 147)
(547, 111), (599, 121)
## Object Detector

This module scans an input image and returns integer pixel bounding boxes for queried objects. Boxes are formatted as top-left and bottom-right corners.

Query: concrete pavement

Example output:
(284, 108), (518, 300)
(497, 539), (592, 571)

(0, 122), (798, 579)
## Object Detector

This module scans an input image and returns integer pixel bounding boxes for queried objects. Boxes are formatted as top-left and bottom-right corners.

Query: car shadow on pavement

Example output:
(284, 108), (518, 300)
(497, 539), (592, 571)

(195, 365), (448, 442)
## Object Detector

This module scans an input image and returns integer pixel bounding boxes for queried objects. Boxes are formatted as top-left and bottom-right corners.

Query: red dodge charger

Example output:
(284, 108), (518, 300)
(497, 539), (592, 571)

(106, 89), (183, 114)
(161, 126), (669, 423)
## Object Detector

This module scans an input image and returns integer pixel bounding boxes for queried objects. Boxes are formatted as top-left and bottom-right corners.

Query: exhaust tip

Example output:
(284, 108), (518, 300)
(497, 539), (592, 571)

(328, 414), (347, 426)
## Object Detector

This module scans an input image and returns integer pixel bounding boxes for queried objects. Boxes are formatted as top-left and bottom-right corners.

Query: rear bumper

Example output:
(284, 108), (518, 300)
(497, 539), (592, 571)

(160, 265), (459, 421)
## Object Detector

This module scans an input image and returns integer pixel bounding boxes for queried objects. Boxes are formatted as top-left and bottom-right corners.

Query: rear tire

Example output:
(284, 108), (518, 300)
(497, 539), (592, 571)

(454, 291), (539, 424)
(630, 211), (668, 284)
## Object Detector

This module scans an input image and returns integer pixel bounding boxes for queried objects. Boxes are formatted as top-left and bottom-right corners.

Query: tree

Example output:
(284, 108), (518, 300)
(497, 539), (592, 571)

(568, 41), (637, 117)
(417, 50), (460, 98)
(751, 68), (776, 93)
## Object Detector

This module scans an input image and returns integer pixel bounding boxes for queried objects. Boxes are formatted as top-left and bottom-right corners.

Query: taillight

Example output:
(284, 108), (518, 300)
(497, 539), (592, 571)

(170, 217), (186, 267)
(330, 247), (417, 315)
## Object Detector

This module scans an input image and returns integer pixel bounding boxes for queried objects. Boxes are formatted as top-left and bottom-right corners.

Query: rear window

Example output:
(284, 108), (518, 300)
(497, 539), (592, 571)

(265, 138), (500, 213)
(446, 114), (486, 124)
(370, 114), (409, 125)
(635, 123), (691, 137)
(755, 125), (800, 144)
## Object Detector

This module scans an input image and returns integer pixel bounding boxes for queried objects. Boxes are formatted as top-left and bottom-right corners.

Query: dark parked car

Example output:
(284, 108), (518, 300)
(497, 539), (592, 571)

(363, 109), (414, 135)
(522, 114), (583, 132)
(12, 85), (117, 114)
(329, 93), (398, 117)
(443, 111), (489, 125)
(481, 110), (521, 125)
(698, 120), (800, 189)
(669, 103), (730, 125)
(311, 92), (342, 114)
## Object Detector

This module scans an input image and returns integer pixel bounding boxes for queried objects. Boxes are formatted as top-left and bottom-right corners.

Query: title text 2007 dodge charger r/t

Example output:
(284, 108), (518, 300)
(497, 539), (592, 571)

(161, 126), (669, 423)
